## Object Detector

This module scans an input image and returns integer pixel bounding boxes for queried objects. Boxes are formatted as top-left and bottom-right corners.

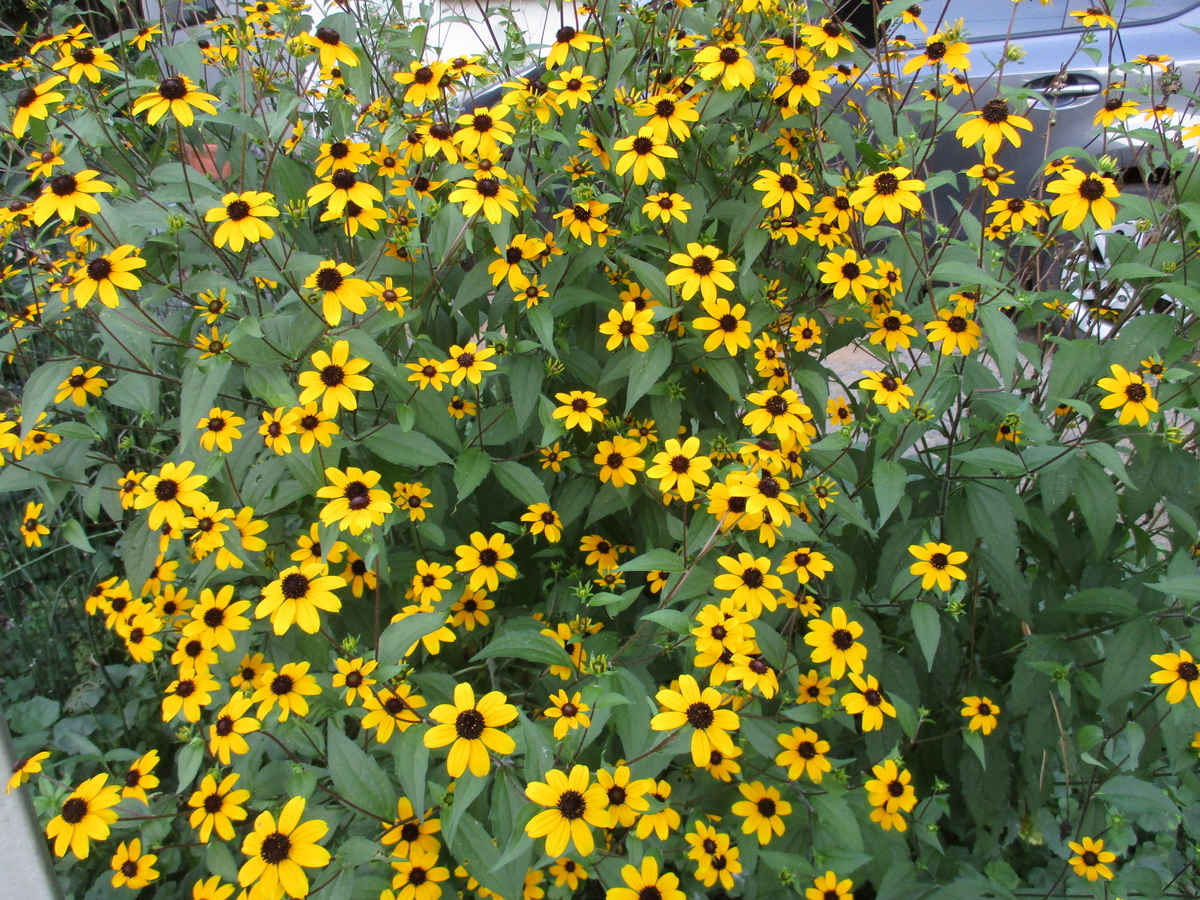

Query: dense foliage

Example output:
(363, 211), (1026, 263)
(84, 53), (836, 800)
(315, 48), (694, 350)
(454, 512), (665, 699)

(3, 1), (1200, 899)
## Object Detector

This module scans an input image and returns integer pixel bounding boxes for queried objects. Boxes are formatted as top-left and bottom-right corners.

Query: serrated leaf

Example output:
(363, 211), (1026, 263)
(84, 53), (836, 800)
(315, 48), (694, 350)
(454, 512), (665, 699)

(364, 425), (452, 467)
(394, 725), (429, 820)
(20, 360), (74, 439)
(177, 358), (231, 453)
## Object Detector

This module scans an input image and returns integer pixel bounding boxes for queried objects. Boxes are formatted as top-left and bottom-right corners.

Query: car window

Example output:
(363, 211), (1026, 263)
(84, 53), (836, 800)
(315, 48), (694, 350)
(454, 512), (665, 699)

(929, 0), (1200, 40)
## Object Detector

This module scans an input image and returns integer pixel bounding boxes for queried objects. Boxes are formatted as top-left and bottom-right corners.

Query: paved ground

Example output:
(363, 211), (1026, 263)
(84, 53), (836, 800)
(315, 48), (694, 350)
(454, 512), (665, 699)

(0, 713), (60, 900)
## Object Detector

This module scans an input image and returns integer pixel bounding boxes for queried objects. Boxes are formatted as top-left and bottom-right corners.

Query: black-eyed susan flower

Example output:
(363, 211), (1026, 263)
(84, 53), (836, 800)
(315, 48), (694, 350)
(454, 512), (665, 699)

(332, 658), (377, 706)
(449, 589), (493, 630)
(110, 839), (159, 889)
(753, 162), (814, 215)
(817, 249), (878, 302)
(987, 196), (1046, 232)
(956, 97), (1033, 155)
(651, 674), (740, 766)
(196, 407), (244, 453)
(134, 461), (208, 531)
(19, 501), (50, 547)
(32, 169), (112, 227)
(163, 673), (219, 722)
(714, 552), (782, 614)
(394, 60), (449, 105)
(647, 436), (712, 501)
(488, 234), (546, 290)
(961, 696), (1000, 734)
(410, 559), (453, 605)
(297, 340), (374, 416)
(607, 856), (684, 900)
(238, 796), (331, 898)
(69, 245), (145, 309)
(967, 160), (1015, 195)
(924, 308), (982, 355)
(695, 41), (756, 89)
(1151, 650), (1200, 705)
(666, 243), (736, 302)
(524, 765), (609, 856)
(865, 759), (916, 829)
(596, 766), (651, 827)
(54, 365), (106, 406)
(447, 395), (476, 418)
(252, 662), (320, 722)
(634, 92), (699, 141)
(522, 503), (564, 542)
(547, 25), (602, 67)
(439, 342), (497, 386)
(183, 584), (251, 651)
(693, 297), (753, 355)
(423, 682), (517, 777)
(594, 436), (646, 487)
(544, 691), (591, 739)
(303, 25), (359, 67)
(381, 797), (441, 856)
(850, 166), (925, 224)
(51, 44), (118, 82)
(553, 390), (606, 431)
(779, 548), (834, 584)
(284, 403), (339, 452)
(10, 76), (67, 138)
(392, 482), (434, 522)
(903, 34), (971, 72)
(307, 168), (383, 215)
(454, 532), (516, 591)
(256, 563), (345, 635)
(303, 261), (372, 326)
(547, 66), (598, 107)
(1069, 6), (1117, 28)
(208, 693), (259, 764)
(1096, 363), (1157, 426)
(806, 871), (853, 900)
(119, 750), (160, 803)
(132, 74), (218, 125)
(1068, 837), (1117, 881)
(259, 408), (294, 455)
(614, 126), (678, 184)
(731, 781), (790, 844)
(805, 606), (867, 678)
(406, 357), (450, 391)
(448, 175), (519, 223)
(453, 104), (516, 157)
(580, 534), (620, 570)
(388, 845), (449, 900)
(550, 858), (587, 890)
(801, 18), (854, 56)
(1094, 96), (1139, 127)
(858, 370), (913, 413)
(188, 772), (250, 842)
(362, 685), (427, 742)
(317, 466), (392, 535)
(908, 541), (968, 590)
(642, 191), (690, 224)
(868, 309), (918, 352)
(843, 673), (897, 731)
(45, 772), (121, 858)
(797, 668), (836, 705)
(206, 191), (278, 251)
(599, 302), (656, 351)
(743, 388), (811, 440)
(7, 750), (50, 793)
(776, 727), (831, 782)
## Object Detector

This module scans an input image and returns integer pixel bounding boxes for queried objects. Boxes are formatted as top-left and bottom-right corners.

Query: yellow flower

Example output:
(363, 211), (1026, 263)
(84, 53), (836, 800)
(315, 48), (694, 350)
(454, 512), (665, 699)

(381, 797), (441, 856)
(547, 25), (601, 67)
(6, 750), (50, 793)
(797, 669), (836, 705)
(449, 589), (493, 630)
(525, 765), (609, 856)
(1068, 837), (1118, 881)
(553, 390), (607, 431)
(45, 773), (121, 858)
(868, 309), (918, 352)
(554, 200), (610, 244)
(388, 845), (449, 900)
(51, 44), (118, 82)
(197, 407), (245, 453)
(317, 466), (392, 535)
(594, 435), (646, 487)
(238, 796), (331, 899)
(955, 98), (1033, 155)
(817, 249), (878, 302)
(449, 175), (520, 223)
(303, 25), (359, 68)
(257, 563), (345, 634)
(961, 696), (1000, 734)
(297, 340), (374, 416)
(858, 370), (913, 413)
(779, 548), (834, 584)
(1150, 650), (1200, 705)
(804, 606), (867, 679)
(132, 74), (219, 125)
(544, 690), (591, 739)
(455, 532), (517, 591)
(163, 673), (220, 722)
(605, 857), (685, 900)
(362, 684), (427, 742)
(865, 759), (915, 830)
(842, 673), (897, 731)
(488, 234), (546, 291)
(806, 872), (853, 900)
(110, 838), (160, 889)
(731, 781), (791, 844)
(19, 501), (50, 547)
(439, 342), (497, 386)
(580, 534), (620, 570)
(714, 552), (782, 614)
(849, 167), (925, 224)
(208, 693), (260, 764)
(693, 297), (753, 355)
(1097, 363), (1158, 426)
(10, 76), (67, 138)
(423, 682), (518, 777)
(600, 302), (656, 351)
(666, 243), (736, 302)
(634, 92), (699, 140)
(775, 727), (831, 782)
(1069, 7), (1117, 28)
(1046, 169), (1119, 230)
(188, 772), (250, 842)
(651, 674), (740, 766)
(453, 104), (516, 157)
(647, 436), (712, 501)
(70, 245), (145, 308)
(695, 42), (756, 89)
(642, 192), (691, 223)
(753, 162), (814, 215)
(924, 308), (982, 355)
(120, 750), (160, 803)
(54, 365), (107, 406)
(550, 858), (588, 890)
(394, 60), (449, 105)
(252, 662), (321, 722)
(614, 126), (679, 184)
(801, 19), (855, 56)
(908, 542), (969, 590)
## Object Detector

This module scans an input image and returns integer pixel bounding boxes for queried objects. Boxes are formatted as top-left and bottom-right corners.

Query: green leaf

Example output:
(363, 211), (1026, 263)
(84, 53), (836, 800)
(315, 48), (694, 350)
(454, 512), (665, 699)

(963, 729), (986, 770)
(1062, 588), (1140, 617)
(364, 425), (452, 467)
(59, 519), (94, 553)
(19, 360), (74, 439)
(492, 461), (548, 506)
(1097, 775), (1179, 818)
(1046, 339), (1100, 406)
(619, 254), (670, 303)
(473, 630), (572, 669)
(326, 721), (393, 819)
(705, 356), (743, 400)
(445, 770), (491, 843)
(979, 304), (1018, 387)
(455, 448), (492, 502)
(931, 260), (1006, 291)
(393, 725), (429, 819)
(176, 741), (204, 791)
(1085, 443), (1136, 489)
(527, 303), (556, 351)
(619, 548), (683, 572)
(626, 339), (673, 413)
(1146, 575), (1200, 601)
(507, 354), (544, 430)
(640, 609), (692, 633)
(911, 601), (940, 671)
(520, 712), (553, 782)
(206, 840), (240, 882)
(177, 358), (231, 453)
(873, 460), (906, 526)
(1074, 458), (1118, 551)
(379, 612), (450, 664)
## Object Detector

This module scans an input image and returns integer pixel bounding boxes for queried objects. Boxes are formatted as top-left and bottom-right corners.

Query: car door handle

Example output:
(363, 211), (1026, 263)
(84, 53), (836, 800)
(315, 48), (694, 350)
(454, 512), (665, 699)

(1022, 74), (1103, 100)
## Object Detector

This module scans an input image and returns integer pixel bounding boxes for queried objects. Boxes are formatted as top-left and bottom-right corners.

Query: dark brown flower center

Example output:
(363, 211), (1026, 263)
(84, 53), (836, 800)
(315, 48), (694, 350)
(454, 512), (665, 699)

(556, 789), (586, 819)
(632, 136), (654, 155)
(841, 262), (861, 279)
(476, 178), (500, 198)
(1178, 661), (1199, 681)
(331, 169), (357, 190)
(478, 548), (499, 566)
(315, 26), (341, 45)
(86, 256), (114, 280)
(757, 797), (777, 816)
(455, 708), (486, 739)
(556, 26), (577, 42)
(260, 831), (292, 864)
(980, 99), (1010, 123)
(159, 76), (188, 100)
(319, 364), (346, 386)
(831, 628), (855, 650)
(887, 780), (904, 796)
(686, 701), (715, 728)
(281, 572), (310, 599)
(1082, 851), (1099, 866)
(691, 254), (715, 275)
(719, 46), (740, 64)
(270, 674), (294, 695)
